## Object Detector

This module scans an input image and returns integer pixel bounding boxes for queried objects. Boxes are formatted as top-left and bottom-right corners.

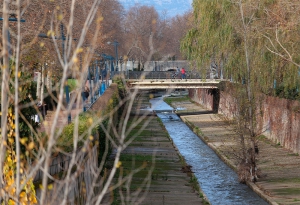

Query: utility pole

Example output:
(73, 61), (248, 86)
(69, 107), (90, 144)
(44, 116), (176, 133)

(114, 40), (119, 71)
(107, 40), (119, 72)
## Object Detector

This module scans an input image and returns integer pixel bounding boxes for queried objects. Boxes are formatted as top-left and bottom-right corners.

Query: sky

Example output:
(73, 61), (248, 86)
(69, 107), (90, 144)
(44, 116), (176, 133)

(119, 0), (193, 18)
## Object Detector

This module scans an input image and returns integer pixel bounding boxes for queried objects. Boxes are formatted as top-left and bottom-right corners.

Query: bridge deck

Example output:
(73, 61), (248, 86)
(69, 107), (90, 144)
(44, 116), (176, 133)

(128, 79), (221, 89)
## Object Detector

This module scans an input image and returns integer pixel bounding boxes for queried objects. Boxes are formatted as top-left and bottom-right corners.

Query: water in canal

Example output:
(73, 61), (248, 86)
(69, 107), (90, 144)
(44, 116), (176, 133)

(149, 97), (268, 205)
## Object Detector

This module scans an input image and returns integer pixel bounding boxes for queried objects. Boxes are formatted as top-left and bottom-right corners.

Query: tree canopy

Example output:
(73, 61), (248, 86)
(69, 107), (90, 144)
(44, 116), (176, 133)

(181, 0), (300, 96)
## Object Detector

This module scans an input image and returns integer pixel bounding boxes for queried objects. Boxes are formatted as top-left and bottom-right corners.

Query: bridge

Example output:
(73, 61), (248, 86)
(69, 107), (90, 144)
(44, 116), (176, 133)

(110, 71), (223, 89)
(128, 79), (220, 89)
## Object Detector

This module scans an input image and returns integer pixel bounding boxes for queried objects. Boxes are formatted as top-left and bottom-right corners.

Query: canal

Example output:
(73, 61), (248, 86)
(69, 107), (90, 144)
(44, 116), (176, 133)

(149, 96), (268, 205)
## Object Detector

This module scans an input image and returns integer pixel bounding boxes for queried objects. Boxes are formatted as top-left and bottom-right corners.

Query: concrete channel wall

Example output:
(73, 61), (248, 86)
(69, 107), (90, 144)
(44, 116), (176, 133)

(189, 87), (300, 154)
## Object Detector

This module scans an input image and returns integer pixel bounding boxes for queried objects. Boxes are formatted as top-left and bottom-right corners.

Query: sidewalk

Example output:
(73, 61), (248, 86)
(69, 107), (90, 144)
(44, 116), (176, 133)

(171, 100), (300, 205)
(39, 107), (83, 134)
(38, 91), (99, 133)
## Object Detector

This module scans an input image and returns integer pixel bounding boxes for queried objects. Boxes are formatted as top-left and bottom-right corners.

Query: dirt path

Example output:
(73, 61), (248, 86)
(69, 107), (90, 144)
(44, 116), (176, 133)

(172, 100), (300, 205)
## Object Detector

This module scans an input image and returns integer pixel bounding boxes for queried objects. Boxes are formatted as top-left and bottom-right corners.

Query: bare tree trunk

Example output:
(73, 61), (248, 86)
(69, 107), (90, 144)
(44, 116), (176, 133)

(238, 0), (257, 182)
(0, 0), (10, 191)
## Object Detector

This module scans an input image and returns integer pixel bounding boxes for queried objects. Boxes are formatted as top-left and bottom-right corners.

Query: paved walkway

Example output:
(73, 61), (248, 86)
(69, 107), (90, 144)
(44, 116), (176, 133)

(171, 100), (300, 205)
(39, 107), (83, 134)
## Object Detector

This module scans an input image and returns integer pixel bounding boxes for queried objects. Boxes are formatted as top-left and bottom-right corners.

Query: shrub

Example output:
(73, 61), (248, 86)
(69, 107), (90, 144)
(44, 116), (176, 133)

(58, 112), (98, 152)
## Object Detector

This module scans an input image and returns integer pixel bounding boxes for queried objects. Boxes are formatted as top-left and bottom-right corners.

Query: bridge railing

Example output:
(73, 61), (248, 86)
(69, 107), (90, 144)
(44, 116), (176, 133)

(110, 71), (208, 80)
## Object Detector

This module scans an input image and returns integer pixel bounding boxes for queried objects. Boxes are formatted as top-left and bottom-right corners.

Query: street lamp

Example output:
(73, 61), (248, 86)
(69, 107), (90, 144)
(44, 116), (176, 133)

(131, 58), (135, 71)
(38, 23), (76, 123)
(119, 56), (123, 71)
(101, 53), (114, 80)
(107, 40), (119, 71)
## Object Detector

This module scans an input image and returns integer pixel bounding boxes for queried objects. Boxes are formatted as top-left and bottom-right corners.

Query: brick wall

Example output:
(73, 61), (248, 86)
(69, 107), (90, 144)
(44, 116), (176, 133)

(189, 87), (300, 153)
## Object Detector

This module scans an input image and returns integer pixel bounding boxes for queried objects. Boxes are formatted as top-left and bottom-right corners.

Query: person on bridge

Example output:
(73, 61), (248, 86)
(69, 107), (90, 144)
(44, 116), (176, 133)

(181, 67), (186, 79)
(176, 67), (180, 79)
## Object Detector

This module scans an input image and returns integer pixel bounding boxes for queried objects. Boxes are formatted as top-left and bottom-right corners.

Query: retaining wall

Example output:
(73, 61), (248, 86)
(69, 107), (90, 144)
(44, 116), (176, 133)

(189, 87), (300, 153)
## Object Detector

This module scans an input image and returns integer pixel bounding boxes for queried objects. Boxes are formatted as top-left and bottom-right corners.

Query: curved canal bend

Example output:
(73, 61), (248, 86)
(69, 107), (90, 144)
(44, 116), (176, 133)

(149, 97), (268, 205)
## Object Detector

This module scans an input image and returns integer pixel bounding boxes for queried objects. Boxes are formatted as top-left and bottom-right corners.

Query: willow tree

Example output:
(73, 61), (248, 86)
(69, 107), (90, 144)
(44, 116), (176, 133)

(181, 0), (300, 182)
(262, 0), (300, 97)
(180, 0), (236, 78)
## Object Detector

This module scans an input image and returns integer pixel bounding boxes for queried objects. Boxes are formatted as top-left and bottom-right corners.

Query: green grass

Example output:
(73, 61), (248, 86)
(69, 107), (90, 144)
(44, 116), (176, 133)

(128, 129), (154, 136)
(163, 96), (190, 106)
(267, 178), (300, 183)
(274, 188), (300, 195)
(119, 154), (154, 162)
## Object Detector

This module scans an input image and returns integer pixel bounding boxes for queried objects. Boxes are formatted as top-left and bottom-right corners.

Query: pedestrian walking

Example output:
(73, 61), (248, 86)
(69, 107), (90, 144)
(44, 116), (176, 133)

(176, 67), (180, 79)
(82, 85), (90, 102)
(171, 71), (177, 80)
(181, 67), (186, 79)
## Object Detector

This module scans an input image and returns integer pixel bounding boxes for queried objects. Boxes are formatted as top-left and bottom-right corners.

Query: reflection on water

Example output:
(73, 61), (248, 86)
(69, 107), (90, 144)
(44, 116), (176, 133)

(150, 97), (268, 205)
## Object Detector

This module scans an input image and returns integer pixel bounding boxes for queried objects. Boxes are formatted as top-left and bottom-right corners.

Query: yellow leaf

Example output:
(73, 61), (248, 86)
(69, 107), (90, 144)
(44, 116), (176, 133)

(89, 136), (94, 141)
(58, 14), (63, 21)
(7, 156), (12, 163)
(47, 30), (54, 37)
(7, 179), (13, 186)
(20, 191), (26, 198)
(76, 47), (83, 53)
(27, 142), (35, 150)
(48, 184), (53, 190)
(116, 161), (122, 168)
(20, 138), (27, 145)
(32, 197), (37, 203)
(97, 16), (104, 23)
(8, 170), (13, 176)
(88, 118), (93, 125)
(8, 199), (15, 205)
(73, 57), (79, 63)
(40, 42), (45, 47)
(18, 72), (21, 78)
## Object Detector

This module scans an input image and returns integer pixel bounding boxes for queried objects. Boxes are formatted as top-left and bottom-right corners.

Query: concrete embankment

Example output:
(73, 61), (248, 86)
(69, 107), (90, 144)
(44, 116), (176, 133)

(171, 99), (300, 205)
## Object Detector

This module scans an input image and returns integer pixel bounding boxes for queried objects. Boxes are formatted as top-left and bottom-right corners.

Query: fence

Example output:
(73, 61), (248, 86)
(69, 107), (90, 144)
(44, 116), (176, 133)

(110, 71), (208, 80)
(33, 145), (97, 183)
(33, 153), (71, 182)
